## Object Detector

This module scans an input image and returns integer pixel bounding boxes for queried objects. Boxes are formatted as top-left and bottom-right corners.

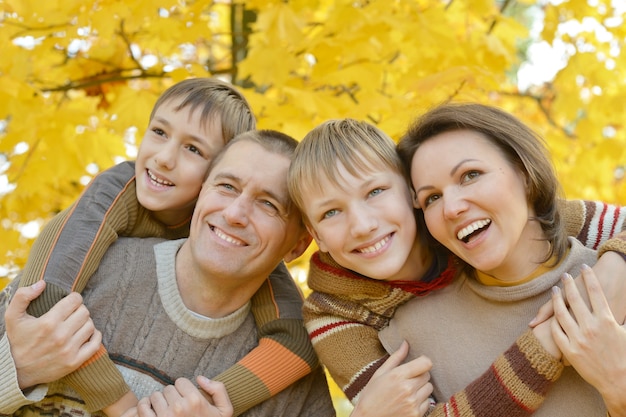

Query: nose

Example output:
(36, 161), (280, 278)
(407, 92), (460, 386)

(154, 143), (177, 170)
(442, 189), (468, 219)
(349, 204), (378, 238)
(222, 195), (250, 227)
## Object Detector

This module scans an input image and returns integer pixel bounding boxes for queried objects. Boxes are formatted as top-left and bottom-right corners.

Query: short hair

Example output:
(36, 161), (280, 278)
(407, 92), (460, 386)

(208, 129), (300, 212)
(150, 77), (255, 144)
(288, 118), (407, 221)
(398, 102), (566, 267)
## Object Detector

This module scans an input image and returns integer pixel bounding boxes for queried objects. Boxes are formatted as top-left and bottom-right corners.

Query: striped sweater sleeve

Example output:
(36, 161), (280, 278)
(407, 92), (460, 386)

(213, 264), (318, 416)
(561, 199), (626, 250)
(304, 251), (415, 403)
(427, 330), (563, 417)
(18, 161), (191, 411)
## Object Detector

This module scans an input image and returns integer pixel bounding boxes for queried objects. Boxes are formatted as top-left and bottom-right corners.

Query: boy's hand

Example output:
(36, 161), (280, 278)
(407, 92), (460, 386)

(137, 377), (233, 417)
(351, 341), (434, 417)
(5, 281), (101, 389)
(103, 391), (139, 417)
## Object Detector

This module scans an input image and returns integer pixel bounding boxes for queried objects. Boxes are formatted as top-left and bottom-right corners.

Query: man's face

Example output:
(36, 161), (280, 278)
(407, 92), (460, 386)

(188, 139), (307, 287)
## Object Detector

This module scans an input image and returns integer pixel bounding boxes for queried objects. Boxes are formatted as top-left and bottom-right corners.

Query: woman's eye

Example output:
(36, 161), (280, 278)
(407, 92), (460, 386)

(461, 170), (480, 183)
(423, 194), (441, 207)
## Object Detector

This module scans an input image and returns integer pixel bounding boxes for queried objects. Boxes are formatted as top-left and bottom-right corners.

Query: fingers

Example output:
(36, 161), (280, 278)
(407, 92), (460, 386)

(529, 299), (554, 327)
(197, 376), (233, 417)
(374, 340), (409, 376)
(5, 281), (46, 322)
(578, 264), (611, 316)
(136, 397), (156, 417)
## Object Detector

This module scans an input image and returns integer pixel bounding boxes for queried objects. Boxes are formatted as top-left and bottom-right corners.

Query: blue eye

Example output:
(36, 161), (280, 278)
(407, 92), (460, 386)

(369, 188), (383, 197)
(323, 209), (339, 220)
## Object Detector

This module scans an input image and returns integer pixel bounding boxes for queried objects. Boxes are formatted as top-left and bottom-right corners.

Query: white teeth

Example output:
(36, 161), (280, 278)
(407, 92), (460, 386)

(212, 226), (245, 246)
(457, 219), (491, 241)
(358, 235), (390, 254)
(147, 170), (174, 187)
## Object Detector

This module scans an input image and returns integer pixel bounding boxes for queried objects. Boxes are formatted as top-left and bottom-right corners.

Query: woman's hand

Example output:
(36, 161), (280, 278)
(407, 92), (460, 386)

(551, 265), (626, 416)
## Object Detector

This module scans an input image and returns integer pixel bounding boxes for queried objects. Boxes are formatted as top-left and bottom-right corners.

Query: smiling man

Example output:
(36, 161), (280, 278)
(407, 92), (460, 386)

(1, 130), (335, 417)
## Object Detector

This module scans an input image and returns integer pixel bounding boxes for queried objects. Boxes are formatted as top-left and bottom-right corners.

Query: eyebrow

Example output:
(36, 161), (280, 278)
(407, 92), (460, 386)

(310, 176), (378, 209)
(153, 117), (207, 145)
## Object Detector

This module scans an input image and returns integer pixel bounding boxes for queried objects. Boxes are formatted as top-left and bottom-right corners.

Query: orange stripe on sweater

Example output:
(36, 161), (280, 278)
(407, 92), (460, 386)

(77, 344), (108, 369)
(237, 338), (311, 395)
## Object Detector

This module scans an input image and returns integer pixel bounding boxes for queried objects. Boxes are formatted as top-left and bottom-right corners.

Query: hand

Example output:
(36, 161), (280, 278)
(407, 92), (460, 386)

(5, 281), (102, 389)
(530, 251), (626, 327)
(136, 377), (233, 417)
(351, 341), (434, 417)
(551, 265), (626, 415)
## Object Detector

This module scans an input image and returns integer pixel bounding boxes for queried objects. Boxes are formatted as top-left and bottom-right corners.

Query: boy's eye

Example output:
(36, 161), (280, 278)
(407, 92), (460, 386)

(186, 144), (203, 156)
(322, 209), (339, 220)
(368, 187), (383, 197)
(152, 128), (166, 137)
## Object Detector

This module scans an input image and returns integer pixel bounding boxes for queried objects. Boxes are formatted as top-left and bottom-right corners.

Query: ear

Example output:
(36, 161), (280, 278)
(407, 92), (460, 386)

(284, 229), (313, 263)
(305, 223), (329, 253)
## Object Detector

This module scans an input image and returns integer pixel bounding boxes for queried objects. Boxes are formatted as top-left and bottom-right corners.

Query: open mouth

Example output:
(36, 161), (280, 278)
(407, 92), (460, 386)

(210, 225), (246, 246)
(457, 219), (491, 243)
(355, 234), (391, 254)
(147, 169), (174, 187)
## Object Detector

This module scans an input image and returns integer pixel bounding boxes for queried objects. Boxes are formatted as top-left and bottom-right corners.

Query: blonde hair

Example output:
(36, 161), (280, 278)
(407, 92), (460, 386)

(288, 118), (407, 221)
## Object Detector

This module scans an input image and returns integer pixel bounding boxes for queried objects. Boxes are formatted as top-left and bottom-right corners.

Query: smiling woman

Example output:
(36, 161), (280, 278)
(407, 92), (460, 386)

(380, 102), (626, 416)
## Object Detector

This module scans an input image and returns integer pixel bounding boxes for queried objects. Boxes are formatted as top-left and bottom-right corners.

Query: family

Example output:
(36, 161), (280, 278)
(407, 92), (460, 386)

(1, 77), (625, 417)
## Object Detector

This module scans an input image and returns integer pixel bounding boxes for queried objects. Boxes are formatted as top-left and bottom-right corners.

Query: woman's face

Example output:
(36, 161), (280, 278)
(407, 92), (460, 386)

(410, 129), (546, 281)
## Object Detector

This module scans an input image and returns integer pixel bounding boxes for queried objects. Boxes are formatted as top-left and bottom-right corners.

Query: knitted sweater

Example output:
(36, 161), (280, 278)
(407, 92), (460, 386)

(0, 238), (335, 417)
(303, 199), (626, 410)
(17, 161), (316, 415)
(379, 239), (606, 416)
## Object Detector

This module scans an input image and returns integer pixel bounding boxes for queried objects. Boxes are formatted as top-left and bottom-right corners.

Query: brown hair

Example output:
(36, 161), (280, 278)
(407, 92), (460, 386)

(150, 78), (255, 144)
(398, 102), (566, 269)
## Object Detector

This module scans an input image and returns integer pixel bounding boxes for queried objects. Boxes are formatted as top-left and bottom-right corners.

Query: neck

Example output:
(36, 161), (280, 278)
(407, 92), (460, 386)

(175, 241), (261, 318)
(395, 239), (434, 282)
(483, 224), (552, 283)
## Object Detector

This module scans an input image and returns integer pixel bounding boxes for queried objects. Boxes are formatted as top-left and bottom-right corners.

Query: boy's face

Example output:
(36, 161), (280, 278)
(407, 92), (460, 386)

(303, 158), (419, 281)
(135, 98), (224, 225)
(188, 139), (310, 289)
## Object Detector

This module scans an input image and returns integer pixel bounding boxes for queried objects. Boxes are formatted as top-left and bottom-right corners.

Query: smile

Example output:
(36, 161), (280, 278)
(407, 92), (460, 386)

(147, 169), (174, 187)
(457, 219), (491, 243)
(211, 225), (246, 246)
(356, 235), (391, 254)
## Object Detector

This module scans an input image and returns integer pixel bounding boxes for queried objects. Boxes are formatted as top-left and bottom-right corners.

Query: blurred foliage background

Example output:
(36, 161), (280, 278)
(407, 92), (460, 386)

(1, 0), (625, 414)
